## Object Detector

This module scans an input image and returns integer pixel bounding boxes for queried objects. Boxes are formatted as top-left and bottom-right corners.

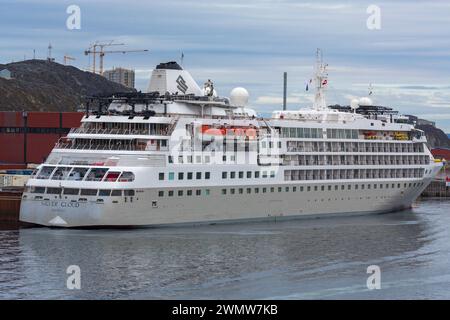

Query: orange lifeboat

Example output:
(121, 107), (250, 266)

(245, 128), (257, 140)
(200, 125), (258, 140)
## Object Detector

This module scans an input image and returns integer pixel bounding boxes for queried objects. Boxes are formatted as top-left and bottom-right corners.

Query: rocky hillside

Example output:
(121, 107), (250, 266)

(0, 59), (135, 112)
(417, 124), (450, 149)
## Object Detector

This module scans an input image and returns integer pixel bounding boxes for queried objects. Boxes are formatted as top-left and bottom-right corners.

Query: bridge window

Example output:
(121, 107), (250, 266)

(30, 186), (46, 194)
(99, 189), (112, 196)
(47, 187), (62, 195)
(86, 168), (109, 181)
(68, 168), (89, 181)
(36, 166), (56, 179)
(124, 190), (135, 196)
(81, 189), (98, 196)
(63, 188), (80, 195)
(51, 167), (71, 180)
(118, 171), (135, 182)
(111, 190), (122, 196)
(104, 171), (121, 182)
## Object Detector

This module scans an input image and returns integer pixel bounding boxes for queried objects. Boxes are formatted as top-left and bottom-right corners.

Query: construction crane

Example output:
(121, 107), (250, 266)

(64, 55), (76, 65)
(98, 49), (149, 75)
(84, 40), (125, 74)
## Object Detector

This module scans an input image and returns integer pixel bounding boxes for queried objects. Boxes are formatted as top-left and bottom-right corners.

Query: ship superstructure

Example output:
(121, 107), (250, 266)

(20, 56), (442, 227)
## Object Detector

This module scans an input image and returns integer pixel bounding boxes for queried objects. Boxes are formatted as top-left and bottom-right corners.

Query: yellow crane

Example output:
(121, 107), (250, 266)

(84, 40), (125, 74)
(98, 49), (149, 75)
(63, 54), (76, 65)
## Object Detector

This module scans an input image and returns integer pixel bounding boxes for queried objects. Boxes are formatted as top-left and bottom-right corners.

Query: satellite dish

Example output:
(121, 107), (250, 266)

(230, 87), (249, 106)
(350, 98), (360, 109)
(359, 97), (373, 106)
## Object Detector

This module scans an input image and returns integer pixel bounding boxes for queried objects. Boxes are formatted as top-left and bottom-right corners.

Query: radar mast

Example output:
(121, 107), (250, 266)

(313, 49), (328, 110)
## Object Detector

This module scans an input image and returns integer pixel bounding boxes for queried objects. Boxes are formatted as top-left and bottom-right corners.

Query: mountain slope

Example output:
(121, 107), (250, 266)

(0, 59), (135, 112)
(416, 124), (450, 149)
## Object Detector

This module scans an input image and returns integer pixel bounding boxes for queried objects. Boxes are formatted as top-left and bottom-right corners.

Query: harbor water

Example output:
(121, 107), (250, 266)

(0, 199), (449, 299)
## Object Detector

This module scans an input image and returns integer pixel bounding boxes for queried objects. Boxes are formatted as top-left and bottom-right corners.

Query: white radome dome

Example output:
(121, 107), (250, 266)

(230, 87), (249, 106)
(350, 98), (360, 109)
(359, 97), (373, 106)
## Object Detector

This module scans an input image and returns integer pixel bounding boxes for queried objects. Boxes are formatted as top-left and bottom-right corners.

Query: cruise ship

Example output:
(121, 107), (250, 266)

(19, 53), (443, 227)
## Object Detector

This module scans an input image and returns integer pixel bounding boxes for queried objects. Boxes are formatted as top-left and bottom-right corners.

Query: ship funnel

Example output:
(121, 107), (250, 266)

(147, 61), (203, 95)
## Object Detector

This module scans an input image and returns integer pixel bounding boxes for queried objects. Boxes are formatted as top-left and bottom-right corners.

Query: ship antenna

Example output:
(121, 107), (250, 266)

(313, 48), (328, 111)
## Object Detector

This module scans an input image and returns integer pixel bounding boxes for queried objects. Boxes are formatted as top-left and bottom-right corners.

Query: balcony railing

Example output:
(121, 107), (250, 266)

(69, 127), (170, 136)
(54, 141), (169, 152)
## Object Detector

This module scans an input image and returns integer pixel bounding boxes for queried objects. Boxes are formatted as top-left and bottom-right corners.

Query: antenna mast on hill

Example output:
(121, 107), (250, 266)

(47, 43), (55, 62)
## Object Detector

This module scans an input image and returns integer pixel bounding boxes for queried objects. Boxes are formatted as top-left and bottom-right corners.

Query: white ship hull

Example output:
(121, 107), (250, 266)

(20, 170), (439, 228)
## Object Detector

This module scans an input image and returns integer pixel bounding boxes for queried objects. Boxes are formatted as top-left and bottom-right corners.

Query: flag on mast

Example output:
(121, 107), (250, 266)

(306, 79), (312, 91)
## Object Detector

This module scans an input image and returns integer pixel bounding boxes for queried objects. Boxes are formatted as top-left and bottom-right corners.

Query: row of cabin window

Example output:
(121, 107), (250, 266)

(286, 141), (424, 153)
(221, 181), (425, 195)
(169, 155), (213, 164)
(281, 127), (326, 139)
(284, 168), (425, 181)
(158, 189), (210, 197)
(260, 141), (282, 149)
(222, 170), (276, 179)
(169, 155), (247, 164)
(27, 186), (135, 197)
(282, 154), (430, 166)
(159, 172), (211, 181)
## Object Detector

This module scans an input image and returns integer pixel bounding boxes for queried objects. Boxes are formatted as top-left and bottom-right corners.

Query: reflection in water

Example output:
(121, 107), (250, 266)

(0, 199), (449, 299)
(0, 222), (21, 231)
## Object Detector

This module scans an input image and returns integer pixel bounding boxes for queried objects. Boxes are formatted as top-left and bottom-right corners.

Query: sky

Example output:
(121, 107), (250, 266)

(1, 0), (450, 132)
